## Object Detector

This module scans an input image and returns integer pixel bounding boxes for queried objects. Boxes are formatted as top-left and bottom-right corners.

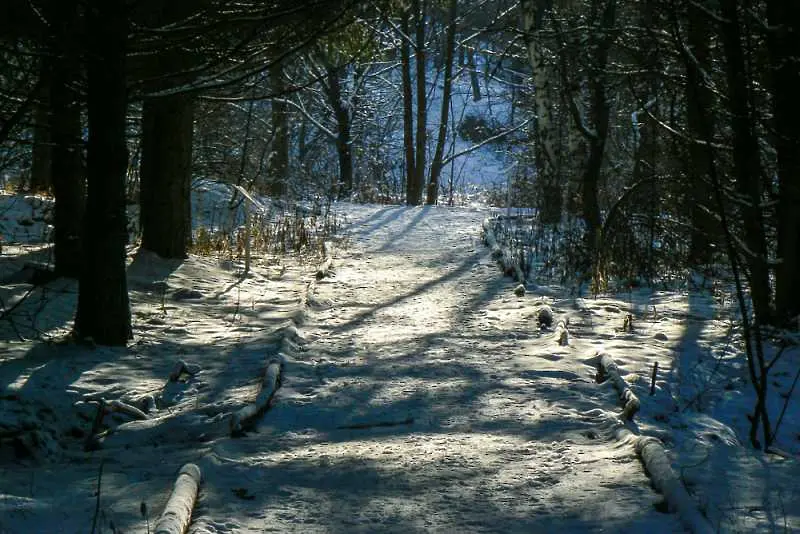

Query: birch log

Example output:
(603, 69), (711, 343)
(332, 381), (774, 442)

(230, 359), (282, 435)
(597, 351), (640, 420)
(154, 463), (202, 534)
(615, 427), (715, 534)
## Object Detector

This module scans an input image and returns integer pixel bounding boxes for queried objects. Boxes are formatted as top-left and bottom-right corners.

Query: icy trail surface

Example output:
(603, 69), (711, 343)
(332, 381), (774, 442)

(199, 204), (681, 533)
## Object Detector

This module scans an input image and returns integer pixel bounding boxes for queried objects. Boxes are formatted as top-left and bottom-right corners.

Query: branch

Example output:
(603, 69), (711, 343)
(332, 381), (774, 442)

(441, 119), (530, 166)
(274, 98), (338, 142)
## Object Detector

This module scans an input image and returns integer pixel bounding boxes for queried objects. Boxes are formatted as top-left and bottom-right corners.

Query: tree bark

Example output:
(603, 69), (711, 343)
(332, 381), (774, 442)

(326, 65), (353, 200)
(74, 0), (132, 345)
(400, 10), (418, 205)
(767, 0), (800, 322)
(684, 2), (718, 266)
(427, 0), (457, 205)
(30, 62), (52, 194)
(139, 93), (194, 259)
(467, 48), (481, 102)
(567, 0), (614, 271)
(718, 0), (772, 325)
(412, 0), (427, 206)
(48, 0), (84, 278)
(520, 0), (562, 224)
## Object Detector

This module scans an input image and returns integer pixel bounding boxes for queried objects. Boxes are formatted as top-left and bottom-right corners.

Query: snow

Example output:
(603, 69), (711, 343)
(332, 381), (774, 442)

(1, 196), (799, 533)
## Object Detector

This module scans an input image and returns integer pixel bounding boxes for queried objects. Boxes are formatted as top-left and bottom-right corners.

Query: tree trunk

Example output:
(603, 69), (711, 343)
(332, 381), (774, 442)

(718, 0), (772, 325)
(139, 93), (194, 259)
(75, 0), (132, 345)
(767, 0), (800, 322)
(268, 63), (289, 197)
(30, 62), (52, 194)
(413, 0), (427, 206)
(326, 66), (353, 200)
(49, 0), (84, 278)
(467, 49), (481, 102)
(581, 0), (615, 269)
(520, 0), (562, 224)
(400, 10), (418, 205)
(684, 2), (718, 266)
(427, 0), (457, 205)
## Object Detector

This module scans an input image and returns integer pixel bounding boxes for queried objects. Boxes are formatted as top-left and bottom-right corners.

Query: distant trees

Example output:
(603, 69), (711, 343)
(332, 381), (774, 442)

(513, 0), (800, 323)
(511, 0), (800, 448)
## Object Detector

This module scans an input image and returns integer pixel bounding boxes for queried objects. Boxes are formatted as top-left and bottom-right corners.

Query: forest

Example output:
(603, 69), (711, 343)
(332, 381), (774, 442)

(1, 0), (799, 531)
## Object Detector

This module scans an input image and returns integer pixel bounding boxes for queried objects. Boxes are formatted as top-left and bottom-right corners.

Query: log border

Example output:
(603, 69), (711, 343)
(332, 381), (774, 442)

(595, 350), (640, 421)
(154, 463), (202, 534)
(586, 350), (714, 534)
(614, 426), (715, 534)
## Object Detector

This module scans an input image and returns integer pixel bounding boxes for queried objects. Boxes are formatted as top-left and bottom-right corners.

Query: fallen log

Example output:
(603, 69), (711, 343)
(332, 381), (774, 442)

(230, 359), (282, 435)
(585, 348), (712, 532)
(614, 426), (714, 534)
(595, 351), (640, 421)
(154, 463), (202, 534)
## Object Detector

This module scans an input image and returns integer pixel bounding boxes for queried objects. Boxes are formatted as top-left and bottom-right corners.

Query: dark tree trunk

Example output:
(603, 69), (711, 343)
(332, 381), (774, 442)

(718, 0), (772, 325)
(581, 0), (615, 268)
(139, 94), (194, 259)
(74, 0), (132, 345)
(684, 2), (718, 266)
(326, 66), (353, 200)
(767, 0), (800, 322)
(400, 10), (418, 205)
(49, 0), (84, 278)
(30, 62), (52, 194)
(467, 49), (481, 102)
(268, 63), (289, 197)
(413, 0), (427, 206)
(427, 0), (457, 205)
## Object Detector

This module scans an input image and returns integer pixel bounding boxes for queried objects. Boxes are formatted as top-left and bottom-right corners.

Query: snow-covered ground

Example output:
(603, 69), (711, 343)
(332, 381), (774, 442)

(1, 195), (798, 533)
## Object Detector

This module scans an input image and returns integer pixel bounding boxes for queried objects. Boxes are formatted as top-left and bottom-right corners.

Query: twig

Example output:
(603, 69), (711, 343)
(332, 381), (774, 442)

(769, 364), (800, 447)
(650, 361), (659, 396)
(90, 459), (104, 534)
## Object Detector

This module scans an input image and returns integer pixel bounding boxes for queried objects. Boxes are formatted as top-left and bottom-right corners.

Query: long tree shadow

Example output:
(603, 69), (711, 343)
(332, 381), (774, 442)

(372, 205), (431, 252)
(193, 446), (666, 534)
(325, 247), (497, 336)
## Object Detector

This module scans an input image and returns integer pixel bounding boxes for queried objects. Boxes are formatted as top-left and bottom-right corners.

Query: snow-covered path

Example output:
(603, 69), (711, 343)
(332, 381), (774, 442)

(195, 205), (682, 533)
(3, 198), (799, 533)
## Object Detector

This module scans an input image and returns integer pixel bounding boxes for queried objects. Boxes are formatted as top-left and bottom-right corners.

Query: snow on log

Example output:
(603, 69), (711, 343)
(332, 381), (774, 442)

(230, 359), (282, 435)
(554, 319), (569, 346)
(315, 241), (334, 279)
(154, 463), (202, 534)
(595, 351), (640, 420)
(614, 426), (714, 534)
(106, 399), (148, 420)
